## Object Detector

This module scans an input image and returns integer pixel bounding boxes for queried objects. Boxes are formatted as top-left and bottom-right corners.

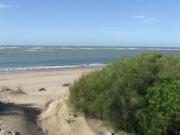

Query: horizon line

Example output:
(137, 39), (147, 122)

(0, 44), (180, 48)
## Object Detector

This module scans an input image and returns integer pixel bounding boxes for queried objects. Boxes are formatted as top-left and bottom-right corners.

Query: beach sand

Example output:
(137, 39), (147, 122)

(0, 68), (113, 135)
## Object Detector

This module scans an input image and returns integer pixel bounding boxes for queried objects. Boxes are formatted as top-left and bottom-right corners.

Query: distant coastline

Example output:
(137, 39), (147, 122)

(1, 46), (180, 51)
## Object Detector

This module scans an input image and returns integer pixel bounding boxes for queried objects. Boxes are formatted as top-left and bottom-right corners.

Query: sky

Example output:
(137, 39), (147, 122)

(0, 0), (180, 47)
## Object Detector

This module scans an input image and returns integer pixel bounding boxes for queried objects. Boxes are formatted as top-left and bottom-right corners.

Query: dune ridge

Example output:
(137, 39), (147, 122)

(40, 94), (112, 135)
(0, 68), (113, 135)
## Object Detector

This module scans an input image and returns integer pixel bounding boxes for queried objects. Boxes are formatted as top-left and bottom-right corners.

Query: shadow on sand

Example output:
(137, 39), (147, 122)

(0, 102), (45, 135)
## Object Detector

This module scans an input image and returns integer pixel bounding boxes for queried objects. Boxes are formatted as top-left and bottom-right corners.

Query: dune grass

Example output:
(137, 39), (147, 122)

(1, 86), (26, 94)
(69, 52), (180, 135)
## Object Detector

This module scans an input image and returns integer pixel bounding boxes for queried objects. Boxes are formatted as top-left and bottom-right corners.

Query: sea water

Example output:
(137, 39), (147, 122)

(0, 46), (180, 71)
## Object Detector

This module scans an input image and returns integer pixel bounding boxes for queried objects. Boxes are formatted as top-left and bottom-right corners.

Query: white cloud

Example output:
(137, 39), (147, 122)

(131, 15), (156, 23)
(131, 16), (146, 19)
(0, 4), (9, 8)
(144, 17), (157, 23)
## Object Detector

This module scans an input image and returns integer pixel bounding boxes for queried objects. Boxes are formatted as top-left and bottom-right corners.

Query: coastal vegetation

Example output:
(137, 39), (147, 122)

(69, 52), (180, 135)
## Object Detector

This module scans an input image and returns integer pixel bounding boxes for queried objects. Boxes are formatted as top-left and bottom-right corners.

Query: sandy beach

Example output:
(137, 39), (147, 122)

(0, 68), (93, 107)
(0, 68), (112, 135)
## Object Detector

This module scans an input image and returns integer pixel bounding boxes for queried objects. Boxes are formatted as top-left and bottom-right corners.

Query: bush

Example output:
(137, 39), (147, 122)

(137, 78), (180, 135)
(69, 52), (180, 135)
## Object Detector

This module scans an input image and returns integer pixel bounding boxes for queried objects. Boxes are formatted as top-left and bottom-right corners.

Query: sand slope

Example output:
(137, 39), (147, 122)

(0, 68), (116, 135)
(40, 95), (111, 135)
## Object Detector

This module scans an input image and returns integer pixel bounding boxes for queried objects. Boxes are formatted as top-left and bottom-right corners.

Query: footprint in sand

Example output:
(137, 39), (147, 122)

(0, 120), (6, 129)
(0, 129), (20, 135)
(0, 120), (3, 125)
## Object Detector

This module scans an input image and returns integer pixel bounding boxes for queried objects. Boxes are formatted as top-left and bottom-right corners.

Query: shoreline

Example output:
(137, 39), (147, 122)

(0, 63), (106, 73)
(0, 66), (102, 75)
(0, 66), (103, 75)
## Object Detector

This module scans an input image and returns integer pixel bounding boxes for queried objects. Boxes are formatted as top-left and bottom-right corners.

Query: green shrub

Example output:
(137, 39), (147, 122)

(137, 78), (180, 135)
(69, 52), (180, 135)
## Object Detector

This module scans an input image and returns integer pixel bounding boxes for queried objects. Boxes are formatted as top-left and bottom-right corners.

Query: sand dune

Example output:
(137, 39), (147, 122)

(0, 68), (114, 135)
(40, 95), (112, 135)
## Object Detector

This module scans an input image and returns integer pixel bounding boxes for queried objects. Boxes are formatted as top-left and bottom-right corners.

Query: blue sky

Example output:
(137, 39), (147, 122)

(0, 0), (180, 47)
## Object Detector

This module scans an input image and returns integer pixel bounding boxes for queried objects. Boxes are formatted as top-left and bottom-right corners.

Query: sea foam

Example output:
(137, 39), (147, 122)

(0, 63), (106, 72)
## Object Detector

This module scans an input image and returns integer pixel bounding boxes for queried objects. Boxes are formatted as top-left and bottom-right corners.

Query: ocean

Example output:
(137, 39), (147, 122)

(0, 46), (180, 71)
